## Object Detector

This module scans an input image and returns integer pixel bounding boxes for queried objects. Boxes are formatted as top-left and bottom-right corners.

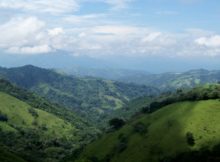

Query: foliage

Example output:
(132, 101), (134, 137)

(186, 132), (195, 146)
(133, 122), (148, 135)
(142, 84), (220, 113)
(0, 112), (8, 122)
(0, 146), (27, 162)
(166, 143), (220, 162)
(109, 118), (125, 130)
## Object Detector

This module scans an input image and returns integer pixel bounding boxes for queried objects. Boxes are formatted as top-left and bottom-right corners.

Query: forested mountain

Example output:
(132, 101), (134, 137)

(117, 69), (220, 91)
(75, 84), (220, 162)
(0, 79), (100, 162)
(62, 66), (151, 81)
(0, 65), (159, 125)
(64, 67), (220, 91)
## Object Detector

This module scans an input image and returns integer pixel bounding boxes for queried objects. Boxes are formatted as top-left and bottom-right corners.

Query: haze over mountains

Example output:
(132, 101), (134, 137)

(0, 51), (220, 73)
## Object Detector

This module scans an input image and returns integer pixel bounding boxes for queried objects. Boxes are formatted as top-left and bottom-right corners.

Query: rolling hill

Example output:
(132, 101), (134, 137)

(0, 65), (159, 125)
(0, 79), (100, 162)
(75, 84), (220, 162)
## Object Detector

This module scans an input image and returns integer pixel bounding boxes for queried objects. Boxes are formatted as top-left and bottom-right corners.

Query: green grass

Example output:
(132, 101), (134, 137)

(77, 99), (220, 162)
(0, 91), (81, 162)
(0, 92), (76, 139)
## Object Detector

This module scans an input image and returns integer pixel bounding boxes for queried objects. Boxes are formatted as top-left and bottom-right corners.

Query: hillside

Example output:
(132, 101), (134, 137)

(0, 79), (100, 162)
(0, 65), (159, 124)
(118, 69), (220, 91)
(0, 147), (26, 162)
(75, 85), (220, 162)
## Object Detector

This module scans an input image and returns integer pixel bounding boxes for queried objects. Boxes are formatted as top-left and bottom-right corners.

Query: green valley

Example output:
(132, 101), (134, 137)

(75, 85), (220, 162)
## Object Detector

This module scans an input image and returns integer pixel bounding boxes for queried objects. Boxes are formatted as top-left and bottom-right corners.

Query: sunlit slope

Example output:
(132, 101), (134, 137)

(0, 92), (79, 161)
(0, 92), (76, 138)
(77, 99), (220, 162)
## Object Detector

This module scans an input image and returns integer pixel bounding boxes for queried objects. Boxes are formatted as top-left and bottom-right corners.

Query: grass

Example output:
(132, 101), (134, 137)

(77, 99), (220, 162)
(0, 92), (76, 140)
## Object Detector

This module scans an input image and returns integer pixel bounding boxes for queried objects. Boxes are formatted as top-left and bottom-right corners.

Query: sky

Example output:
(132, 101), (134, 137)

(0, 0), (220, 72)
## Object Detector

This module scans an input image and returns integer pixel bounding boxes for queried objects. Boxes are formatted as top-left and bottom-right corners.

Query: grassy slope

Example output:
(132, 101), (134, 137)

(0, 92), (76, 139)
(77, 99), (220, 162)
(0, 92), (80, 161)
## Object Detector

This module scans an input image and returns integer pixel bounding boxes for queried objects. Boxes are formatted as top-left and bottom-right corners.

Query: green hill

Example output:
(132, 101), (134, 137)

(0, 65), (159, 125)
(0, 79), (100, 162)
(75, 85), (220, 162)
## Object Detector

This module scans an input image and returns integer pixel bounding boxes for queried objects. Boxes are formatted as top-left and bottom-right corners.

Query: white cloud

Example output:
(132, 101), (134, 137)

(0, 13), (220, 58)
(0, 17), (67, 54)
(0, 17), (45, 48)
(7, 45), (52, 54)
(0, 0), (79, 14)
(142, 32), (161, 42)
(48, 28), (64, 37)
(195, 35), (220, 47)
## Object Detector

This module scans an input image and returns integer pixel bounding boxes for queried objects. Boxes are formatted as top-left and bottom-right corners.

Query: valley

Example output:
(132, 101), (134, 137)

(0, 65), (219, 162)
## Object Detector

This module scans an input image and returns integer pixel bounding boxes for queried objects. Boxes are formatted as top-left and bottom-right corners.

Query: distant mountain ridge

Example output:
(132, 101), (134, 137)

(62, 66), (220, 91)
(117, 68), (220, 90)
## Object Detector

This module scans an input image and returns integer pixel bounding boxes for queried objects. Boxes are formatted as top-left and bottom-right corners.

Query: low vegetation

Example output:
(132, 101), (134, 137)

(75, 85), (220, 162)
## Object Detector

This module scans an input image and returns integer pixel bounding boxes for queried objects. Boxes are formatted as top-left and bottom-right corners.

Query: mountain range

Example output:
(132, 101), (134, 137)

(0, 65), (159, 125)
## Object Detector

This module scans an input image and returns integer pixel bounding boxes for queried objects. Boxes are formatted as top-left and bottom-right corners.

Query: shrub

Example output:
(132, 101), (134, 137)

(186, 132), (195, 146)
(133, 122), (148, 135)
(0, 113), (8, 122)
(109, 118), (125, 130)
(28, 108), (39, 118)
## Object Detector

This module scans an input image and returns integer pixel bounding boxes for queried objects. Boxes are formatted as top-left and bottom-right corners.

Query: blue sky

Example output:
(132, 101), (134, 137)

(0, 0), (220, 71)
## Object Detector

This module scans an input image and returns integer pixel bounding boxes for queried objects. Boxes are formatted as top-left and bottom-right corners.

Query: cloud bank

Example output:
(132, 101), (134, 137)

(0, 0), (219, 58)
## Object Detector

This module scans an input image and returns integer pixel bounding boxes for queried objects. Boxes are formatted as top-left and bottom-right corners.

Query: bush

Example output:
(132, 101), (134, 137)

(133, 122), (148, 135)
(186, 132), (195, 146)
(0, 113), (8, 122)
(109, 118), (125, 130)
(28, 108), (39, 118)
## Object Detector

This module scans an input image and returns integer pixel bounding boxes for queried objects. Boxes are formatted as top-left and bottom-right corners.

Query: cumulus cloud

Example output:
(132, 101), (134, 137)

(0, 17), (45, 48)
(195, 35), (220, 47)
(0, 17), (67, 54)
